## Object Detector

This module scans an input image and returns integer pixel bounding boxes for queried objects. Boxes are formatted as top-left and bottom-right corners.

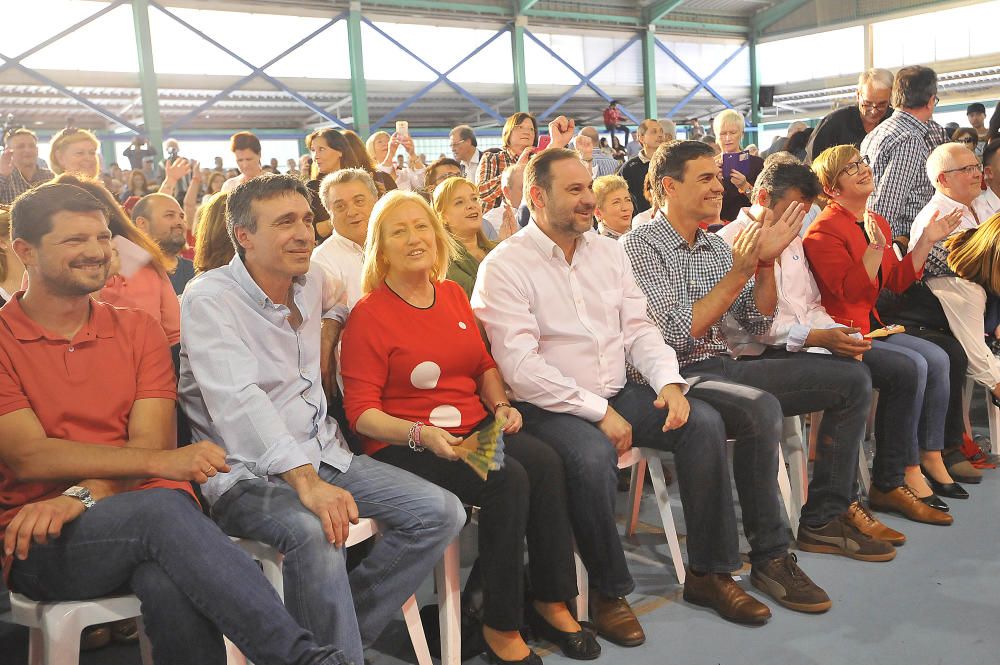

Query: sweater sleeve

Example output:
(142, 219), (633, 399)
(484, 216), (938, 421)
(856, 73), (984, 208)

(340, 298), (391, 431)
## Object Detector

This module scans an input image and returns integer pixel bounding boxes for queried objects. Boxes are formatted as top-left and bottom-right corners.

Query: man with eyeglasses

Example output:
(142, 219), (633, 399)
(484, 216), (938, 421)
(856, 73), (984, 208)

(861, 65), (946, 243)
(974, 139), (1000, 221)
(806, 69), (894, 163)
(909, 142), (986, 248)
(449, 125), (481, 184)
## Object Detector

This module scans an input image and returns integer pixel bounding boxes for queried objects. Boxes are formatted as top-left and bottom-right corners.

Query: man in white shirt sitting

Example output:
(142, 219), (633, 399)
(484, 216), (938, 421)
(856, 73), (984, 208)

(472, 148), (774, 636)
(909, 142), (985, 249)
(974, 138), (1000, 222)
(482, 164), (525, 240)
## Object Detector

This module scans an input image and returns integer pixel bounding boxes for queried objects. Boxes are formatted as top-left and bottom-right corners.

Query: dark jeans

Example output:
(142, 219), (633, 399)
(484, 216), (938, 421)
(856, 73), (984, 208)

(519, 381), (743, 583)
(903, 328), (969, 447)
(9, 489), (347, 665)
(864, 333), (950, 488)
(374, 429), (578, 630)
(683, 352), (871, 531)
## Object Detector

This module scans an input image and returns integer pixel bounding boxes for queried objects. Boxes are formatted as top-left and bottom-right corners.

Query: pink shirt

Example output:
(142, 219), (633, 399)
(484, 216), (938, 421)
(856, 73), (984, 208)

(100, 264), (181, 346)
(716, 209), (839, 355)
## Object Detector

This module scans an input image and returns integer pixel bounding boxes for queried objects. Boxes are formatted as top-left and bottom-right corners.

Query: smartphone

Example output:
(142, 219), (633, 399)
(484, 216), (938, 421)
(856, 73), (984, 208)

(721, 151), (750, 180)
(534, 135), (552, 153)
(395, 120), (409, 138)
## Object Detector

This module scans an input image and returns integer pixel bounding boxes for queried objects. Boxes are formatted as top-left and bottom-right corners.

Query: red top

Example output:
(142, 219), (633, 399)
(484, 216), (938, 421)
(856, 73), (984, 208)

(100, 264), (181, 346)
(802, 202), (922, 335)
(341, 279), (496, 456)
(0, 296), (194, 580)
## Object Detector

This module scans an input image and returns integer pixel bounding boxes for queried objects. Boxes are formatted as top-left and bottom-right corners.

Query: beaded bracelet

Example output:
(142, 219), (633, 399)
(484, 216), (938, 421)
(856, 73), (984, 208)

(494, 401), (511, 412)
(407, 421), (425, 452)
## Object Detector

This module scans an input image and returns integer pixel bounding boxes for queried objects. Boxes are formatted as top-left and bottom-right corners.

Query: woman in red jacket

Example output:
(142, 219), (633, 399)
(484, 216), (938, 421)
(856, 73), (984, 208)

(804, 145), (962, 525)
(341, 191), (597, 665)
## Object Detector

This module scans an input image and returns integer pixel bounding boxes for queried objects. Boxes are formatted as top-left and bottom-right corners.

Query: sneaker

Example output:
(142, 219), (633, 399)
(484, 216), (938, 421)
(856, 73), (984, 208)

(844, 500), (905, 546)
(797, 514), (896, 562)
(750, 553), (832, 613)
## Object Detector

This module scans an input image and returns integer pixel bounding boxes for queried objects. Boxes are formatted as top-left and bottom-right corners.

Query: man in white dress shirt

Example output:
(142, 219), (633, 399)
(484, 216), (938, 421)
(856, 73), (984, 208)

(910, 142), (986, 249)
(449, 125), (482, 184)
(974, 139), (1000, 222)
(472, 148), (775, 634)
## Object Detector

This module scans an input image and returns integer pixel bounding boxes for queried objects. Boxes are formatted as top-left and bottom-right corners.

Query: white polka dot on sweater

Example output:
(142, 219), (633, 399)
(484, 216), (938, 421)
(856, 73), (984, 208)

(410, 361), (441, 389)
(458, 321), (467, 329)
(429, 405), (462, 428)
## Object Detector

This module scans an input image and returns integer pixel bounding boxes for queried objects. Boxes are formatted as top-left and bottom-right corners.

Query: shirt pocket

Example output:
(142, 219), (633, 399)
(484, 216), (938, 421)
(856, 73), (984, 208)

(599, 287), (623, 334)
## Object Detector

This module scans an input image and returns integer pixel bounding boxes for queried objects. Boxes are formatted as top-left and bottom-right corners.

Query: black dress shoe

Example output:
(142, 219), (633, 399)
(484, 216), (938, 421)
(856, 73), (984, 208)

(921, 466), (970, 499)
(525, 604), (601, 660)
(919, 493), (950, 512)
(484, 643), (542, 665)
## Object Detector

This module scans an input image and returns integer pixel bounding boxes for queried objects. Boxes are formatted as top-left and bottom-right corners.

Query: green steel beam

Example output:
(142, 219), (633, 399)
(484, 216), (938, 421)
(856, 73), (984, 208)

(643, 0), (685, 24)
(750, 0), (812, 33)
(519, 0), (540, 11)
(101, 140), (118, 170)
(748, 34), (760, 145)
(347, 2), (370, 136)
(511, 17), (529, 113)
(131, 0), (163, 162)
(642, 27), (657, 119)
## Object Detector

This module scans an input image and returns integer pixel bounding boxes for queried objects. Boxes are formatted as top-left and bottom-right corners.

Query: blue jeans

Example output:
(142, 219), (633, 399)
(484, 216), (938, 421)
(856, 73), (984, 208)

(519, 381), (742, 588)
(211, 455), (465, 665)
(864, 333), (950, 488)
(685, 351), (871, 529)
(8, 489), (347, 665)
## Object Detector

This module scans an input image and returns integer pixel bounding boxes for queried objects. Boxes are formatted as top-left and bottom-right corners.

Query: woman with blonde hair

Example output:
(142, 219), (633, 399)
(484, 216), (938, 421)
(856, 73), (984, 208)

(341, 190), (595, 665)
(49, 127), (101, 178)
(803, 144), (963, 524)
(592, 175), (633, 239)
(713, 109), (763, 222)
(366, 130), (426, 191)
(433, 176), (497, 298)
(0, 208), (25, 305)
(193, 192), (234, 274)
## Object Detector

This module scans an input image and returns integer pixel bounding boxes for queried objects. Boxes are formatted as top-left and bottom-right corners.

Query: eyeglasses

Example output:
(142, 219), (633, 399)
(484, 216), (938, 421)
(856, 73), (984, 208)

(839, 154), (870, 177)
(941, 163), (984, 177)
(448, 139), (467, 150)
(859, 98), (889, 112)
(954, 137), (976, 144)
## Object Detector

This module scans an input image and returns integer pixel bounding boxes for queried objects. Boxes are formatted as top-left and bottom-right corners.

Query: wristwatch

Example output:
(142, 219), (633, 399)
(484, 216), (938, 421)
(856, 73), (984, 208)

(62, 485), (96, 509)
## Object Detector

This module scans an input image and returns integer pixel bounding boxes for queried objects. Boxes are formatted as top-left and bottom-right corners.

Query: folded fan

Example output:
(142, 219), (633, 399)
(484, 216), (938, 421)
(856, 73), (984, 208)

(454, 416), (506, 480)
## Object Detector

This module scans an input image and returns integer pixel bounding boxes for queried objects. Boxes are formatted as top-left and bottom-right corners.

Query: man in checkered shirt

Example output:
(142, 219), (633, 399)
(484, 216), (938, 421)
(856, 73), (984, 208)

(861, 65), (947, 242)
(623, 140), (886, 618)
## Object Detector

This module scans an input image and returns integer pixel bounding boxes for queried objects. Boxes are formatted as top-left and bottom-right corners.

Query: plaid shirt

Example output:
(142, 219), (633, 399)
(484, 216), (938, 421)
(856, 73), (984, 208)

(621, 214), (773, 368)
(860, 110), (945, 239)
(0, 167), (54, 205)
(477, 148), (517, 212)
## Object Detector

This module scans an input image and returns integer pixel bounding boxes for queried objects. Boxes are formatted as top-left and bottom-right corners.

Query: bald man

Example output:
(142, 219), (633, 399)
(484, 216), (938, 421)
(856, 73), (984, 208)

(132, 193), (195, 295)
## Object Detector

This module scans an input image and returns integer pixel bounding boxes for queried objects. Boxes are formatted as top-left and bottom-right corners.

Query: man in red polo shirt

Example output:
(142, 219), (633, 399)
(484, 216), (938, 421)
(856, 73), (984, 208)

(0, 183), (349, 665)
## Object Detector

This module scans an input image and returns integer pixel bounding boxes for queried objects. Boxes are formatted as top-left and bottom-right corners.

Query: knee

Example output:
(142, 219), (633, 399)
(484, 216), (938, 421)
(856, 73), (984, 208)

(131, 563), (186, 606)
(841, 362), (873, 405)
(748, 391), (784, 439)
(684, 401), (727, 444)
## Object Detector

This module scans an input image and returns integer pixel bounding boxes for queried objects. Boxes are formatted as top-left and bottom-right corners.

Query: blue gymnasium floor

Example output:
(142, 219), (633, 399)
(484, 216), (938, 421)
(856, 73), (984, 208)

(3, 407), (1000, 665)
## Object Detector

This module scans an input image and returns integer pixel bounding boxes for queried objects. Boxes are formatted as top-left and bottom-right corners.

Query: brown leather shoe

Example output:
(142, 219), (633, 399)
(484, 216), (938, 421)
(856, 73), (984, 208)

(80, 625), (112, 651)
(845, 500), (906, 546)
(683, 570), (771, 625)
(588, 594), (645, 647)
(869, 486), (953, 526)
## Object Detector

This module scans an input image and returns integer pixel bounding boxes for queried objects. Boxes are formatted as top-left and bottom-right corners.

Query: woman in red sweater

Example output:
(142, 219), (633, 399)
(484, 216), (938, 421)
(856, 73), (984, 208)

(341, 191), (596, 665)
(804, 145), (962, 525)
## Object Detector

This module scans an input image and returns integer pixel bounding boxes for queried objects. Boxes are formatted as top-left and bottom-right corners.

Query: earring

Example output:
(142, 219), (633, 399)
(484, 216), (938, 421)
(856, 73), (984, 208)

(832, 189), (840, 195)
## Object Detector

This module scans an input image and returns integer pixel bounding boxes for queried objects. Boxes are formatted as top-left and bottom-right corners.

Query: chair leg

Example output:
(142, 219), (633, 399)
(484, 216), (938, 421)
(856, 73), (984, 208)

(436, 539), (461, 665)
(401, 595), (432, 665)
(857, 443), (872, 498)
(573, 544), (589, 622)
(776, 445), (798, 536)
(782, 416), (808, 518)
(223, 637), (249, 665)
(987, 388), (1000, 455)
(26, 627), (44, 665)
(643, 450), (686, 584)
(39, 616), (83, 665)
(136, 617), (155, 665)
(963, 377), (975, 438)
(625, 459), (647, 537)
(258, 556), (284, 602)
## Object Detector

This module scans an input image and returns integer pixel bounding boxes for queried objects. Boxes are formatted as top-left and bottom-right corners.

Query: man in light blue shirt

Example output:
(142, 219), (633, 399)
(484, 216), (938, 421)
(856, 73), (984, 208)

(179, 174), (465, 665)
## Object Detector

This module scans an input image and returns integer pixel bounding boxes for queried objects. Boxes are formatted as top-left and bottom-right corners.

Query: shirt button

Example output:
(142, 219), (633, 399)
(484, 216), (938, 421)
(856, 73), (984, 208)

(68, 346), (75, 353)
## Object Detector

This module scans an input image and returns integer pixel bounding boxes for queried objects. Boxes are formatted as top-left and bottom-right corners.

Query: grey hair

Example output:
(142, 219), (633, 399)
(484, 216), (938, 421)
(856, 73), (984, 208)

(320, 168), (378, 216)
(926, 142), (967, 185)
(858, 68), (894, 91)
(659, 118), (676, 140)
(451, 124), (477, 147)
(501, 163), (525, 190)
(226, 173), (311, 258)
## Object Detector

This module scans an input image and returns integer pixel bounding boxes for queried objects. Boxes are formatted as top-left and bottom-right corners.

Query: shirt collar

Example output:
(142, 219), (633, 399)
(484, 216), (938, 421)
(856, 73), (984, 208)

(930, 190), (974, 215)
(228, 253), (308, 309)
(653, 211), (712, 250)
(330, 229), (364, 253)
(1, 294), (114, 343)
(524, 220), (592, 261)
(597, 223), (622, 240)
(893, 109), (931, 133)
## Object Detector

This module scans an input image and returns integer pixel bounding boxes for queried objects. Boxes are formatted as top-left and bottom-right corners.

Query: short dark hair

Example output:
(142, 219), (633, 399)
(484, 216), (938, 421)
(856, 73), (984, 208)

(131, 192), (172, 224)
(452, 124), (477, 148)
(230, 131), (261, 155)
(10, 182), (107, 246)
(968, 103), (987, 115)
(648, 140), (714, 207)
(226, 174), (311, 258)
(892, 65), (937, 110)
(752, 162), (821, 207)
(425, 157), (463, 189)
(523, 148), (581, 212)
(501, 112), (538, 150)
(983, 138), (1000, 170)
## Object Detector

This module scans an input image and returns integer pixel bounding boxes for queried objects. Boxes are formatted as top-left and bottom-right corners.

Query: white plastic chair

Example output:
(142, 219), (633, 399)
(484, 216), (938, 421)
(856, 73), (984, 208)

(229, 517), (461, 665)
(8, 592), (153, 665)
(964, 377), (1000, 453)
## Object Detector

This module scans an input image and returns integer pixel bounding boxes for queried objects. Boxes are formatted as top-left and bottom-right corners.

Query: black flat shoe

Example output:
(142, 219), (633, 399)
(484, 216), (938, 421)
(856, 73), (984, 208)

(525, 604), (601, 660)
(921, 466), (970, 499)
(919, 493), (950, 512)
(484, 643), (542, 665)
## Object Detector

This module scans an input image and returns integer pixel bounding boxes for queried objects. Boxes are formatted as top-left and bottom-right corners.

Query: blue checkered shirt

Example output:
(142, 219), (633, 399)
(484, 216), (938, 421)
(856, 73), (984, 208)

(621, 214), (773, 368)
(860, 110), (946, 239)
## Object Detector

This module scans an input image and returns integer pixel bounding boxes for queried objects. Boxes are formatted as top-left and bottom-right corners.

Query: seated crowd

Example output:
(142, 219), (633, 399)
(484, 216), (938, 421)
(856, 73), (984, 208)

(2, 61), (1000, 665)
